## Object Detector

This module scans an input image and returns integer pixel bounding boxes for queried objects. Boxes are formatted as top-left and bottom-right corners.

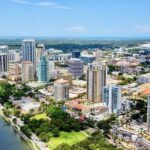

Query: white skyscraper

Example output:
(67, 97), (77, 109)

(147, 96), (150, 132)
(103, 85), (122, 115)
(54, 79), (69, 101)
(22, 61), (34, 82)
(36, 43), (45, 69)
(22, 39), (36, 71)
(87, 62), (107, 103)
(0, 46), (9, 53)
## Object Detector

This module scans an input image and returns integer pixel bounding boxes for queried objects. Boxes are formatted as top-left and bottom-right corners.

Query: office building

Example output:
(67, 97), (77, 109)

(9, 63), (20, 81)
(69, 58), (83, 77)
(72, 51), (81, 58)
(147, 96), (150, 132)
(103, 85), (122, 115)
(36, 43), (45, 67)
(0, 45), (9, 53)
(22, 61), (34, 82)
(9, 50), (20, 62)
(0, 53), (9, 77)
(87, 62), (107, 103)
(22, 39), (36, 71)
(38, 55), (50, 83)
(80, 55), (95, 64)
(54, 79), (69, 101)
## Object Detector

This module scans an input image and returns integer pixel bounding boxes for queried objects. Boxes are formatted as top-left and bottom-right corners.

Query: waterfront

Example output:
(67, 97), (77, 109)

(0, 116), (31, 150)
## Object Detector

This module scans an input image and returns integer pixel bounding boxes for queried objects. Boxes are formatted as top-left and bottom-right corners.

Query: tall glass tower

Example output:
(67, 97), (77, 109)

(22, 39), (36, 72)
(38, 55), (50, 83)
(103, 85), (122, 115)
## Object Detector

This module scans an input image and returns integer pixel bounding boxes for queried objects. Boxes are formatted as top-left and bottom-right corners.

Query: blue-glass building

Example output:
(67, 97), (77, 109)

(72, 51), (81, 58)
(38, 55), (50, 83)
(103, 85), (121, 115)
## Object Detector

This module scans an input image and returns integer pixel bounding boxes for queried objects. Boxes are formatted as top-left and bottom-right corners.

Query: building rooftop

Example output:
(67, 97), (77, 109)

(54, 78), (69, 84)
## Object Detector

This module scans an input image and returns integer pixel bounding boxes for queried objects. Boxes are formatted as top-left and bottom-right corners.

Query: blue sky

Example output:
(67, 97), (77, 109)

(0, 0), (150, 37)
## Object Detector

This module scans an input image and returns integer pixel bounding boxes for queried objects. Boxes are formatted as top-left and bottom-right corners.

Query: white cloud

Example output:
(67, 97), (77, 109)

(67, 26), (86, 32)
(10, 0), (71, 10)
(135, 25), (150, 33)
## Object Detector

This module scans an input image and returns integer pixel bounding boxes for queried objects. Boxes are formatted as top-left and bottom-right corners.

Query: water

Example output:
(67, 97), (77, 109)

(0, 116), (31, 150)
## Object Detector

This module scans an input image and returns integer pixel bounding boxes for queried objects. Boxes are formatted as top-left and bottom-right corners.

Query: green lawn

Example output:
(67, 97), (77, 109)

(31, 113), (49, 120)
(47, 131), (87, 149)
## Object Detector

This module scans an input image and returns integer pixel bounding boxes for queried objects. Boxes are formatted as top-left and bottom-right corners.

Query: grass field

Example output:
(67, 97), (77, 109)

(31, 113), (49, 120)
(47, 131), (87, 149)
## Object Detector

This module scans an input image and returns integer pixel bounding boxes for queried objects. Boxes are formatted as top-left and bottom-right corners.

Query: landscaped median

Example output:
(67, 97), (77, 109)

(47, 131), (88, 149)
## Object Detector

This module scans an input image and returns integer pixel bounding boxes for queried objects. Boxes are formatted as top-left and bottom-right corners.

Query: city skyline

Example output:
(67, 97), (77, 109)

(0, 0), (150, 37)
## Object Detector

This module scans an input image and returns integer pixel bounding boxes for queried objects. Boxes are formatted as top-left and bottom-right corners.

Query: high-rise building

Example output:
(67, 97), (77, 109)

(36, 43), (45, 68)
(68, 58), (83, 77)
(9, 50), (20, 62)
(54, 79), (69, 101)
(72, 51), (81, 58)
(0, 53), (9, 77)
(37, 55), (50, 83)
(9, 63), (20, 81)
(22, 61), (34, 82)
(103, 85), (122, 115)
(22, 39), (36, 71)
(147, 96), (150, 132)
(87, 62), (107, 103)
(0, 46), (9, 53)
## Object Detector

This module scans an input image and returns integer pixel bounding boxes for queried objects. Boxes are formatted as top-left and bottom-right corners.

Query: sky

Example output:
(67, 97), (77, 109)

(0, 0), (150, 37)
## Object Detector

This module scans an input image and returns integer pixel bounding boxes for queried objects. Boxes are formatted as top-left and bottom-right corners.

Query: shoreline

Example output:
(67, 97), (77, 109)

(0, 106), (40, 150)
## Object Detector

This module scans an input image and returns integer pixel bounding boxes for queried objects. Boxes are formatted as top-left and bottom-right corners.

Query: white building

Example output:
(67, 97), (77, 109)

(137, 73), (150, 84)
(9, 50), (20, 62)
(54, 79), (69, 101)
(0, 45), (9, 53)
(103, 85), (122, 115)
(22, 61), (34, 82)
(36, 43), (45, 69)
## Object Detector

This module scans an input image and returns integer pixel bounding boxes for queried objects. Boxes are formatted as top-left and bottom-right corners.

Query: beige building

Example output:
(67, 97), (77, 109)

(9, 63), (20, 81)
(54, 79), (69, 101)
(22, 61), (34, 82)
(87, 62), (107, 103)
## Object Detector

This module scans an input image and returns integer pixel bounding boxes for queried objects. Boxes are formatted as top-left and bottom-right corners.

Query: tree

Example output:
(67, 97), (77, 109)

(21, 125), (32, 138)
(0, 81), (12, 103)
(12, 118), (17, 124)
(52, 128), (60, 137)
(39, 132), (50, 142)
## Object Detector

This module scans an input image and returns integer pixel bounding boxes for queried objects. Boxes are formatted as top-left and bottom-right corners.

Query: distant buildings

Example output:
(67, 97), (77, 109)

(0, 45), (9, 53)
(140, 44), (150, 55)
(0, 53), (9, 77)
(37, 55), (50, 83)
(87, 62), (107, 103)
(9, 50), (20, 62)
(137, 73), (150, 84)
(22, 39), (36, 71)
(80, 55), (95, 64)
(54, 79), (69, 101)
(22, 61), (34, 82)
(68, 58), (83, 77)
(72, 51), (81, 58)
(147, 96), (150, 133)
